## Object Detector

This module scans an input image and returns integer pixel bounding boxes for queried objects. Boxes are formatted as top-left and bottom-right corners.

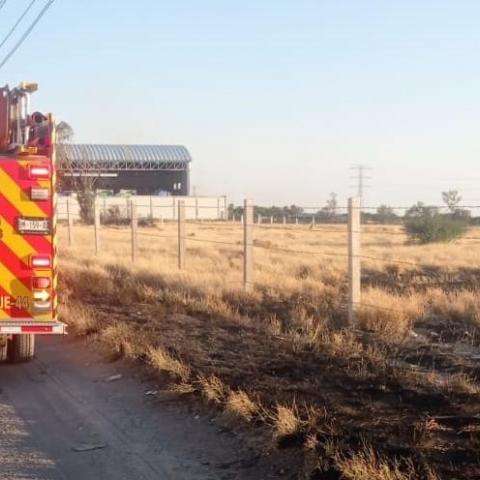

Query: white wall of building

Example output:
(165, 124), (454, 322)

(57, 195), (228, 221)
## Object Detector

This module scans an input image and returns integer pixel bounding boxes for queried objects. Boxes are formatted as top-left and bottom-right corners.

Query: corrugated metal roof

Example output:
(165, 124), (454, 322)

(57, 144), (192, 172)
(58, 144), (192, 164)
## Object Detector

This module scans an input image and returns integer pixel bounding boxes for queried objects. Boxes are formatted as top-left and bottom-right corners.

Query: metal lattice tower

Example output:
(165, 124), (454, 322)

(349, 164), (372, 204)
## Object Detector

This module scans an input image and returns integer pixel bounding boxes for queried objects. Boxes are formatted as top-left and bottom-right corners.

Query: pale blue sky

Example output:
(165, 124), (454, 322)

(1, 0), (479, 208)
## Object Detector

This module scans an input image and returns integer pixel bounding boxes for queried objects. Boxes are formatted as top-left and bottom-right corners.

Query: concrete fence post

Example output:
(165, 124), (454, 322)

(149, 196), (154, 219)
(94, 203), (100, 255)
(172, 197), (176, 221)
(195, 197), (199, 220)
(348, 197), (361, 326)
(217, 197), (221, 220)
(312, 214), (315, 227)
(243, 199), (253, 291)
(131, 201), (138, 263)
(283, 215), (287, 225)
(178, 200), (186, 269)
(67, 197), (73, 246)
(258, 214), (262, 225)
(295, 216), (298, 225)
(270, 216), (273, 225)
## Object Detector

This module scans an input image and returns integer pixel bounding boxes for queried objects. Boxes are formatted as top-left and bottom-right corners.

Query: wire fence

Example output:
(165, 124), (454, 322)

(60, 198), (480, 327)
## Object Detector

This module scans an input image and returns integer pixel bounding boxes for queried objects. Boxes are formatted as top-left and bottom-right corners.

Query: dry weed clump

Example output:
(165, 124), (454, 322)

(58, 302), (98, 335)
(334, 447), (417, 480)
(168, 382), (196, 396)
(273, 403), (304, 441)
(427, 289), (480, 329)
(224, 390), (259, 423)
(444, 372), (480, 395)
(392, 366), (480, 397)
(357, 288), (424, 339)
(198, 374), (229, 405)
(100, 323), (147, 360)
(147, 346), (191, 382)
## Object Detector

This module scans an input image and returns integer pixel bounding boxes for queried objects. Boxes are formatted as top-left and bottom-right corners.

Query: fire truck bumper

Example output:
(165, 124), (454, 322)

(0, 321), (67, 335)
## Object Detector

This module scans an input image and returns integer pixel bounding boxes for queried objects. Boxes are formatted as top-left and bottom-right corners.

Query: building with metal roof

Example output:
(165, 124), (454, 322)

(57, 144), (191, 195)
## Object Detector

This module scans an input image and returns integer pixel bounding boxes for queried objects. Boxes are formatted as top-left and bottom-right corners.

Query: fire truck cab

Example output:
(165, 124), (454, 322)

(0, 82), (65, 363)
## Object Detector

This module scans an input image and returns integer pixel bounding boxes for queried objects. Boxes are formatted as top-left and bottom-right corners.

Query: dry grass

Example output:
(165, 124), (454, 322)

(57, 222), (480, 479)
(334, 447), (417, 480)
(58, 302), (97, 335)
(273, 403), (304, 440)
(198, 374), (229, 404)
(224, 390), (258, 422)
(357, 288), (424, 338)
(100, 323), (147, 360)
(147, 346), (191, 382)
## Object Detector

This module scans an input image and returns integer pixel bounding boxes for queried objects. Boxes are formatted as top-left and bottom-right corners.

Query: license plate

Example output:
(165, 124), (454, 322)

(17, 217), (50, 235)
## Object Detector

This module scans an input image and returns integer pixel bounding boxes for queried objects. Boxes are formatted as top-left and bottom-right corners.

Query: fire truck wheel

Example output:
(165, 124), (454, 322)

(0, 339), (7, 362)
(8, 334), (35, 363)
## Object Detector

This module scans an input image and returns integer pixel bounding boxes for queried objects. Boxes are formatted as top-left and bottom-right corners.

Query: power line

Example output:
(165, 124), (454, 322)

(0, 1), (8, 11)
(0, 0), (55, 71)
(0, 0), (38, 51)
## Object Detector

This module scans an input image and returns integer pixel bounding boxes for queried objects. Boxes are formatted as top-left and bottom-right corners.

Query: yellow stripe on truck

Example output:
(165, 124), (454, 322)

(0, 214), (36, 259)
(0, 167), (48, 218)
(0, 262), (33, 316)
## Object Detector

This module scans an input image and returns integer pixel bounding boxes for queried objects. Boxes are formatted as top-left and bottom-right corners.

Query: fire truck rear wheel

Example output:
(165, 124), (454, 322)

(0, 337), (7, 362)
(8, 334), (35, 363)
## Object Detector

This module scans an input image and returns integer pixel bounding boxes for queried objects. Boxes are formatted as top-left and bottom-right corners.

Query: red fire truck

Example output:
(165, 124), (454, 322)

(0, 82), (65, 363)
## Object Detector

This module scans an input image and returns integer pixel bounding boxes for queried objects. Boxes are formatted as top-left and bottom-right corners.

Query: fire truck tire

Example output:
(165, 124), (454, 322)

(8, 334), (35, 363)
(0, 342), (7, 362)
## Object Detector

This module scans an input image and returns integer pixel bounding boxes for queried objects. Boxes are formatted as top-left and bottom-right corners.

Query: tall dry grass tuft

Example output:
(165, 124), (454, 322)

(198, 374), (229, 405)
(428, 289), (480, 329)
(147, 346), (191, 382)
(273, 403), (304, 440)
(58, 302), (98, 335)
(100, 323), (147, 360)
(357, 288), (424, 339)
(224, 390), (259, 423)
(334, 447), (417, 480)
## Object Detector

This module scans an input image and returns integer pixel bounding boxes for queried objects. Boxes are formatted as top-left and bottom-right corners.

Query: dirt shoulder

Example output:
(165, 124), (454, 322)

(0, 336), (290, 480)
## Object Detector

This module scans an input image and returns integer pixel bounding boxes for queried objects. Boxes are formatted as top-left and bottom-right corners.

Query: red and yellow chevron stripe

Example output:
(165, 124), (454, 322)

(0, 155), (55, 322)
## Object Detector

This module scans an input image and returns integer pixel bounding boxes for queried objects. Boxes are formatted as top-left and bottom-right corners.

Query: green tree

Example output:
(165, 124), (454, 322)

(404, 201), (468, 244)
(56, 121), (97, 224)
(319, 192), (337, 220)
(442, 190), (462, 213)
(376, 205), (397, 224)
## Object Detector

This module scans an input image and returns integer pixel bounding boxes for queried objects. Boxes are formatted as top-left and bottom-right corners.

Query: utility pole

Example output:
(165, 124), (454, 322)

(349, 164), (372, 205)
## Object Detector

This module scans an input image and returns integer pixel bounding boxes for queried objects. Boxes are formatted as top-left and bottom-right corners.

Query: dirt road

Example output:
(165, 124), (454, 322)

(0, 336), (275, 480)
